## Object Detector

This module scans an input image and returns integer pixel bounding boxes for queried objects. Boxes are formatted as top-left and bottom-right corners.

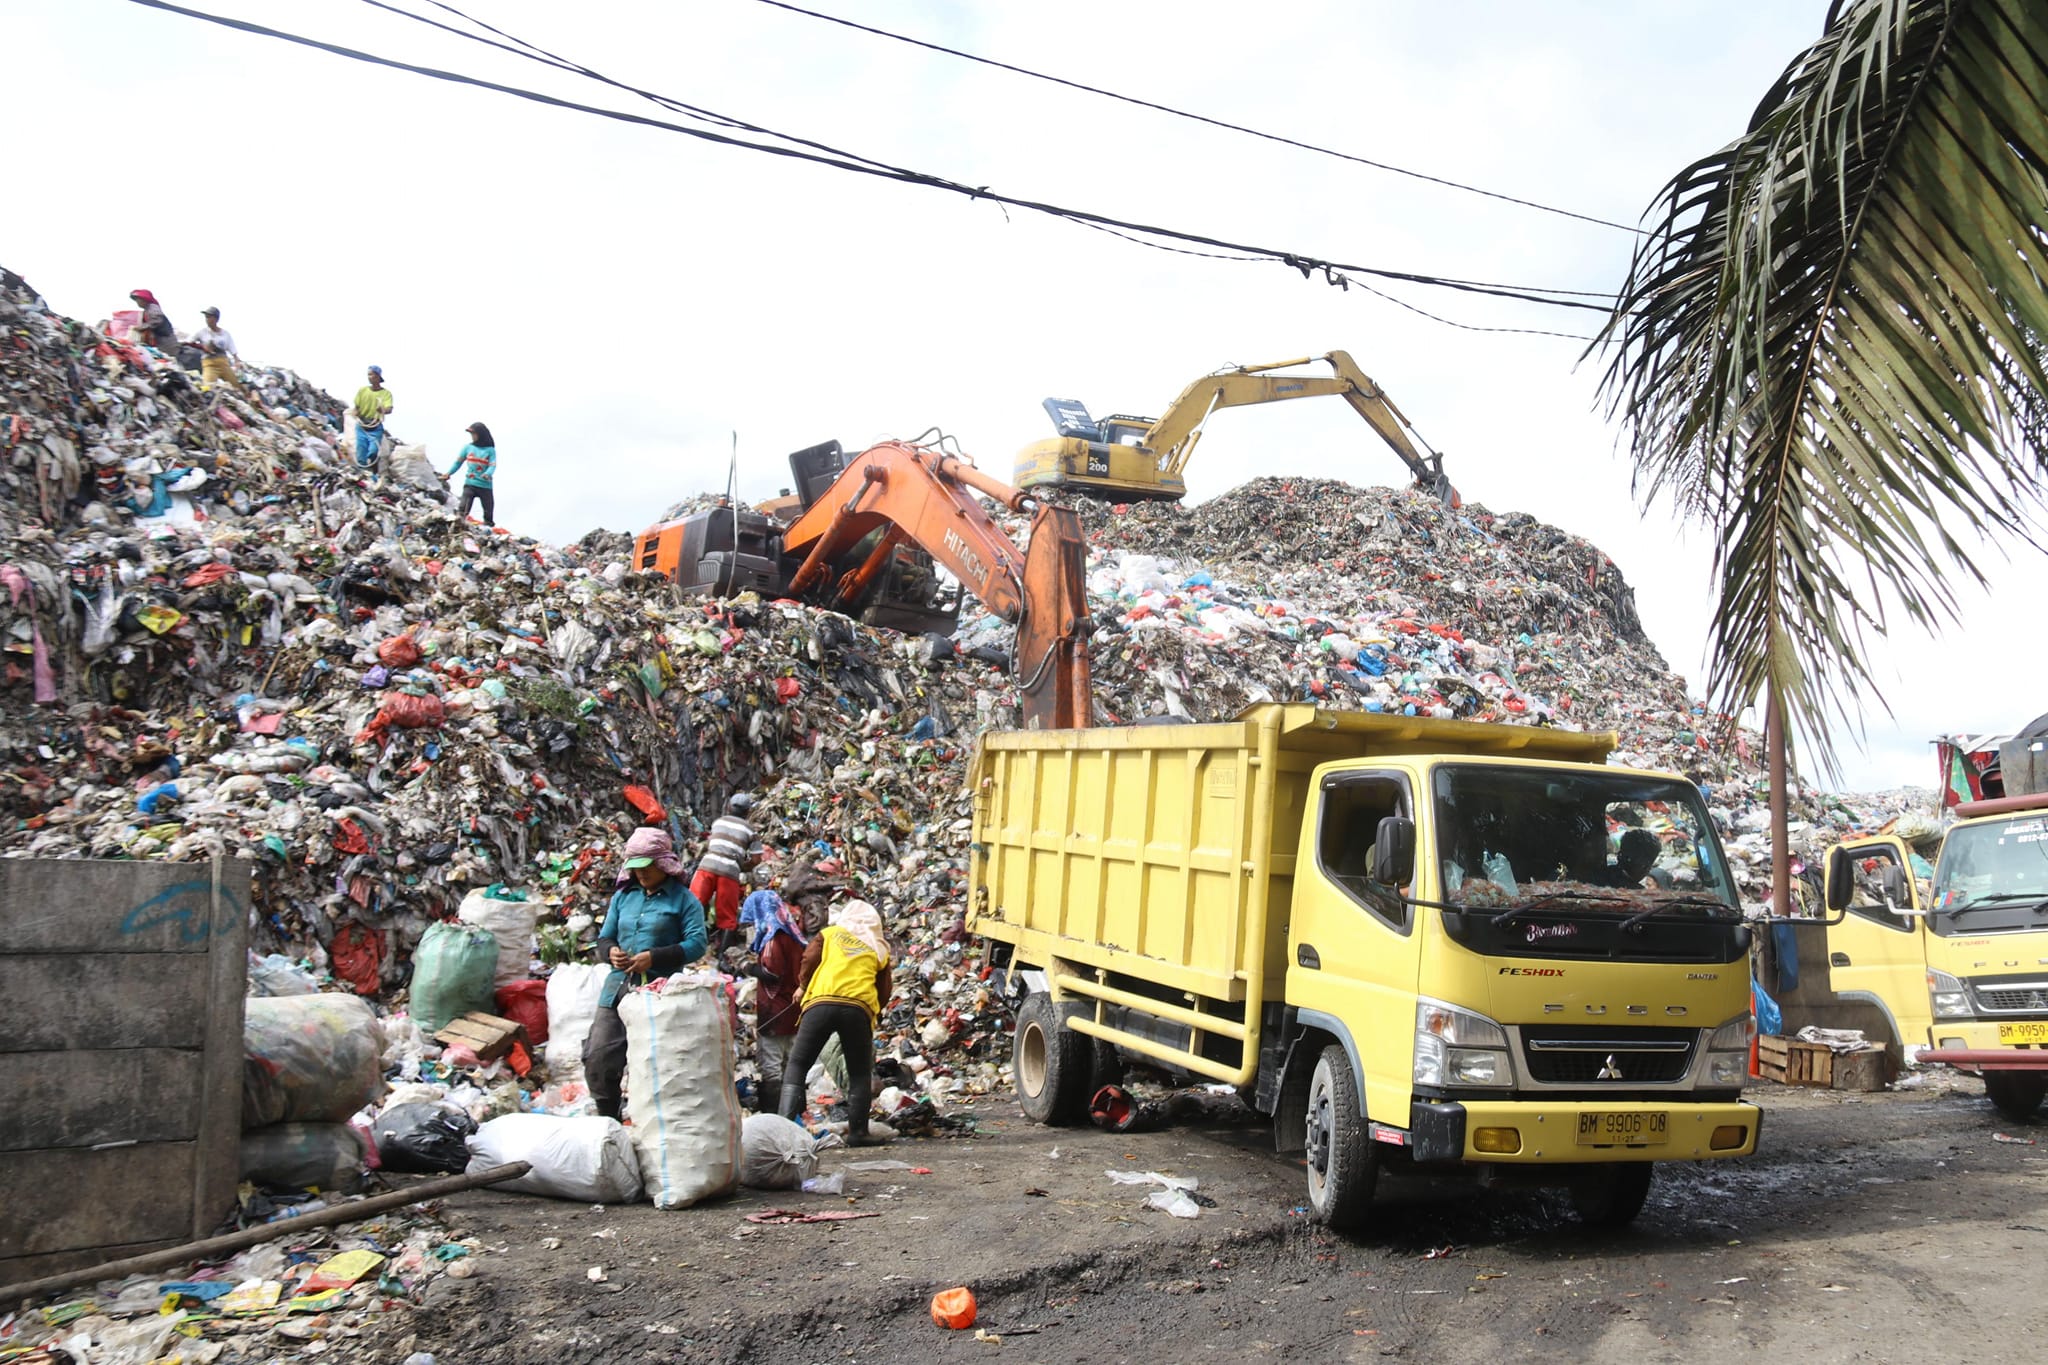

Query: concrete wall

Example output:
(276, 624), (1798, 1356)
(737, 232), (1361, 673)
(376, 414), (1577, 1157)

(0, 857), (248, 1288)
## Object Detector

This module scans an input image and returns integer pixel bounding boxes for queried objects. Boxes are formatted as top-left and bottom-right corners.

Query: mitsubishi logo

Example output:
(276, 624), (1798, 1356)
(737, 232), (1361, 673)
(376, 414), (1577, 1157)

(1598, 1055), (1624, 1081)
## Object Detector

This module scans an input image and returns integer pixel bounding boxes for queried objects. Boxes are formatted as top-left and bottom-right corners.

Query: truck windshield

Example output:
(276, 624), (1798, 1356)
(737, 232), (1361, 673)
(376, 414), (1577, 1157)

(1928, 814), (2048, 937)
(1432, 764), (1738, 917)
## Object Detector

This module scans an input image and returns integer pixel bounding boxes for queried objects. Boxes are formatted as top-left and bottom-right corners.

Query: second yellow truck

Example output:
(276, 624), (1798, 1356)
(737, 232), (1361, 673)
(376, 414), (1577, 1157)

(968, 705), (1760, 1229)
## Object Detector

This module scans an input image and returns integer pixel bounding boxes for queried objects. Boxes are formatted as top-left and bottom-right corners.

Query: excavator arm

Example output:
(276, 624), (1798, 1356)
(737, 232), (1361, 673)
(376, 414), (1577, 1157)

(781, 441), (1092, 729)
(1144, 351), (1452, 500)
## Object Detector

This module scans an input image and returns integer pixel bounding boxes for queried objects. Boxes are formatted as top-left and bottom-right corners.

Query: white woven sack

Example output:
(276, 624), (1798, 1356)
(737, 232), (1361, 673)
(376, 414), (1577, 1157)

(544, 963), (608, 1080)
(620, 971), (742, 1209)
(465, 1113), (642, 1203)
(457, 887), (541, 986)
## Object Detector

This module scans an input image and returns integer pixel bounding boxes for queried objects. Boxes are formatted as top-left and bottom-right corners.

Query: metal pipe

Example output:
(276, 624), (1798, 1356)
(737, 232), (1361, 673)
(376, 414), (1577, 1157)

(1051, 972), (1249, 1041)
(1067, 1016), (1244, 1084)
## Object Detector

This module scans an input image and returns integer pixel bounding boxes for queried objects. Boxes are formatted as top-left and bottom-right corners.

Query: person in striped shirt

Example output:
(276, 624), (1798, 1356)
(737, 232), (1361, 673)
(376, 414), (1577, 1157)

(693, 793), (762, 951)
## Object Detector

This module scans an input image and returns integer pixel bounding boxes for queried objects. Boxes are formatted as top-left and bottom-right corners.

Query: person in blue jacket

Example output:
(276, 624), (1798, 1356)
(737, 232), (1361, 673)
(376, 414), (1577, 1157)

(444, 421), (498, 527)
(585, 826), (708, 1120)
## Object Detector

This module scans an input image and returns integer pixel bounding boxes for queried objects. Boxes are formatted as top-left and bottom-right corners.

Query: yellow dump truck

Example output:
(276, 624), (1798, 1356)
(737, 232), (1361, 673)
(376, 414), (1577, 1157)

(967, 704), (1760, 1229)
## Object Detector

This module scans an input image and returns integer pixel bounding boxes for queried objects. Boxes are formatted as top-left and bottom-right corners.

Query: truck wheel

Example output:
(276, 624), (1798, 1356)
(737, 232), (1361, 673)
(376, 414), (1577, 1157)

(1013, 993), (1091, 1126)
(1984, 1071), (2048, 1121)
(1303, 1045), (1377, 1230)
(1569, 1164), (1654, 1228)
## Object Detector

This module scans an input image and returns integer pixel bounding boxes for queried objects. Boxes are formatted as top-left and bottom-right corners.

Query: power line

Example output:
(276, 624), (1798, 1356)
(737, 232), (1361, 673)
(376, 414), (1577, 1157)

(750, 0), (1648, 237)
(125, 0), (1617, 326)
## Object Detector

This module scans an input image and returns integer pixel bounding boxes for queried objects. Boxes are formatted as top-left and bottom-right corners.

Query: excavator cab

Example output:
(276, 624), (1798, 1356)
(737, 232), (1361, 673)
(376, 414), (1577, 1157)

(1017, 400), (1186, 501)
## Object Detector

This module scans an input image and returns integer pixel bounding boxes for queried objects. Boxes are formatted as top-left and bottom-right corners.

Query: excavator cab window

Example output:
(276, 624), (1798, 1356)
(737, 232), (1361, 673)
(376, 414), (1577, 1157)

(1099, 416), (1152, 447)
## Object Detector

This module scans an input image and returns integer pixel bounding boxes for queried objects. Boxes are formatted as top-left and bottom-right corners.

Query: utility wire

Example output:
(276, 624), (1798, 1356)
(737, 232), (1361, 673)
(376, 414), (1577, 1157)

(127, 0), (1616, 323)
(751, 0), (1648, 237)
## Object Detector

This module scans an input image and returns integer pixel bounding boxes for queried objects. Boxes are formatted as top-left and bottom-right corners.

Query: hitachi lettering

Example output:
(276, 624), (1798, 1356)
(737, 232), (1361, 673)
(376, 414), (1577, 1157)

(1498, 966), (1565, 976)
(943, 529), (990, 588)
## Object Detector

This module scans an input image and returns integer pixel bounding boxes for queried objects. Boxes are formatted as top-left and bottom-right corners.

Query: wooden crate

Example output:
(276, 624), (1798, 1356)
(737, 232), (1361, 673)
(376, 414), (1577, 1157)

(436, 1010), (524, 1062)
(1758, 1034), (1831, 1086)
(1757, 1035), (1889, 1090)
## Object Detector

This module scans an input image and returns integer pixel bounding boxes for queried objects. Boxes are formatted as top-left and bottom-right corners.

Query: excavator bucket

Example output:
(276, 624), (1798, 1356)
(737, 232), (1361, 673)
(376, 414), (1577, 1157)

(1016, 504), (1090, 729)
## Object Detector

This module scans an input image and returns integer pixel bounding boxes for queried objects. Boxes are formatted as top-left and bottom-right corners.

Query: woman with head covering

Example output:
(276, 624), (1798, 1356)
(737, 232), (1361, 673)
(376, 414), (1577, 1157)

(444, 422), (498, 527)
(778, 899), (893, 1144)
(126, 289), (176, 351)
(583, 826), (708, 1121)
(738, 888), (813, 1111)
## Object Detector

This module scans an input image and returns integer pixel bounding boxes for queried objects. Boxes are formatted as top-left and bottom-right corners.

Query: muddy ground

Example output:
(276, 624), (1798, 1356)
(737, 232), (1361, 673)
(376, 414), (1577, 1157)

(376, 1074), (2047, 1364)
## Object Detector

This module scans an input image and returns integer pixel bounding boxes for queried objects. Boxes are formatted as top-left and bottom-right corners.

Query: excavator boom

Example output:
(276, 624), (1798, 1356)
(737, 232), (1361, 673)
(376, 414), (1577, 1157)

(638, 444), (1097, 732)
(1015, 350), (1454, 505)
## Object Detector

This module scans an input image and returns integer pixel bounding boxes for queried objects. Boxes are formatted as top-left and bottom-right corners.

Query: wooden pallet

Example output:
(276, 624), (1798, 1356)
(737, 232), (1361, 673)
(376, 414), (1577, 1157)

(435, 1010), (524, 1062)
(1758, 1035), (1888, 1091)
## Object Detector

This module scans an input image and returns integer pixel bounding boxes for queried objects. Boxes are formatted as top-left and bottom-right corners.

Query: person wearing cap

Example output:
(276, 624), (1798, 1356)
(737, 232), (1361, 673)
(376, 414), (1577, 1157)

(778, 898), (893, 1145)
(192, 307), (242, 392)
(443, 422), (498, 527)
(353, 366), (394, 470)
(126, 289), (176, 351)
(585, 827), (709, 1121)
(692, 793), (763, 953)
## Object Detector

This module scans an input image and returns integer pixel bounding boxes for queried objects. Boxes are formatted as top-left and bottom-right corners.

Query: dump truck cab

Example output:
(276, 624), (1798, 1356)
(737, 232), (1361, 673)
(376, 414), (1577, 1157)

(970, 706), (1759, 1231)
(1797, 792), (2048, 1121)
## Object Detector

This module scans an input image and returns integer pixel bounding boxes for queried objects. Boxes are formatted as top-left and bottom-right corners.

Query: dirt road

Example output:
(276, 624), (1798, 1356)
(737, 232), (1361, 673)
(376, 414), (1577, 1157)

(385, 1075), (2047, 1364)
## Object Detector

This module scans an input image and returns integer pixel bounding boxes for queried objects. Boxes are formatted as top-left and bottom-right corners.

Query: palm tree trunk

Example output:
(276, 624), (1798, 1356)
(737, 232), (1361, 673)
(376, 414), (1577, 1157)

(1768, 684), (1790, 919)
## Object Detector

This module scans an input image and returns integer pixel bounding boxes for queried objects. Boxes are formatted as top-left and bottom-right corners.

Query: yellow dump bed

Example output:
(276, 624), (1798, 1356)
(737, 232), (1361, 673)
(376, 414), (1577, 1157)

(967, 704), (1614, 1001)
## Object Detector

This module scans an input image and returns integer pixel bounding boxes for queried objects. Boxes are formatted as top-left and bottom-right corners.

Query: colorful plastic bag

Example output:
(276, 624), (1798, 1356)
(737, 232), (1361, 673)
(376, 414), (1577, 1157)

(494, 979), (549, 1046)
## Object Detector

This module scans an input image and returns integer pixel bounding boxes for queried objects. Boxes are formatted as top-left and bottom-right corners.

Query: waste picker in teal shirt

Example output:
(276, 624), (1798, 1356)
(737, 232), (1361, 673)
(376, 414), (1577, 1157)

(584, 827), (707, 1120)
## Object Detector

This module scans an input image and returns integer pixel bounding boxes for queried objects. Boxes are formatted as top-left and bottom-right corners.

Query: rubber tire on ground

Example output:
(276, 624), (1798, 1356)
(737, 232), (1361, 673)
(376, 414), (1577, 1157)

(1303, 1044), (1377, 1230)
(1569, 1163), (1654, 1228)
(1984, 1071), (2048, 1122)
(1013, 992), (1093, 1126)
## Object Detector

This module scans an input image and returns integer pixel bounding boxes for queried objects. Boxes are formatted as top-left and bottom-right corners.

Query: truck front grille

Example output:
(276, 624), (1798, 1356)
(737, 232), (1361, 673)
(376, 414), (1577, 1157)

(1521, 1026), (1697, 1084)
(1973, 981), (2048, 1014)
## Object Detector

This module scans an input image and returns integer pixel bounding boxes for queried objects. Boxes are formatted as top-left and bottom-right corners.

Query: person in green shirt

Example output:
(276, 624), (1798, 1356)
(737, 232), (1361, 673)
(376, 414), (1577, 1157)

(353, 366), (393, 469)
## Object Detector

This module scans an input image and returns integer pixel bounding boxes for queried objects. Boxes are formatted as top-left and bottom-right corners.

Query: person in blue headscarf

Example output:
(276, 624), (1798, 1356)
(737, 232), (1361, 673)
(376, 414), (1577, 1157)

(739, 887), (812, 1111)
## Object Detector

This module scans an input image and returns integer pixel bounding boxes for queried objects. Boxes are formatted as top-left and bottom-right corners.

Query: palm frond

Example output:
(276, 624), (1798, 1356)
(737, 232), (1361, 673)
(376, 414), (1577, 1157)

(1594, 0), (2048, 777)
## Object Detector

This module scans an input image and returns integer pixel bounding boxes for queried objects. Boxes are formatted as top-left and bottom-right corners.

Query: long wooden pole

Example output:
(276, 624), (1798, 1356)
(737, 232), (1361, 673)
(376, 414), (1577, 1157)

(1, 1162), (531, 1306)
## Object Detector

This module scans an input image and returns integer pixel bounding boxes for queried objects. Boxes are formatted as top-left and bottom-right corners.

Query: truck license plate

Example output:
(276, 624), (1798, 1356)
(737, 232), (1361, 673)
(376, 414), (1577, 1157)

(1574, 1111), (1668, 1146)
(1996, 1021), (2048, 1045)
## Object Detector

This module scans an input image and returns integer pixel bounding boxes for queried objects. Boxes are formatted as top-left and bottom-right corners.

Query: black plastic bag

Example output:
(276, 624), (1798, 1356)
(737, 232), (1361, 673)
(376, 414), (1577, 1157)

(371, 1102), (478, 1174)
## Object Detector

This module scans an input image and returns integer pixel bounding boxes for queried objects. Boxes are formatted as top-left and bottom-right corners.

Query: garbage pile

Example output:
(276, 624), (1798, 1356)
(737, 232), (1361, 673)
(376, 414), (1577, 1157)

(1, 262), (1927, 1130)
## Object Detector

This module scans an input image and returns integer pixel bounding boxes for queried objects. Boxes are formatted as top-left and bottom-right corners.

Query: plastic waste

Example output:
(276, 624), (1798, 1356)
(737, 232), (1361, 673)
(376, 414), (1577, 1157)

(494, 978), (549, 1045)
(241, 1121), (366, 1191)
(242, 993), (383, 1127)
(372, 1101), (478, 1174)
(458, 885), (541, 986)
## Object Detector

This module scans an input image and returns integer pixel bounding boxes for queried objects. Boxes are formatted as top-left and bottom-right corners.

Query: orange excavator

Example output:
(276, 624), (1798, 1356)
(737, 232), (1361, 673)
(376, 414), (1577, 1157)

(632, 439), (1091, 729)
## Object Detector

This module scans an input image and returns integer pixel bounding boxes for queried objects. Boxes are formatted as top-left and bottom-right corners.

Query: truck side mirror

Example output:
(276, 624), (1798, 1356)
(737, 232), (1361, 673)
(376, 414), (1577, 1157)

(1880, 863), (1909, 910)
(1825, 845), (1855, 913)
(1371, 816), (1415, 886)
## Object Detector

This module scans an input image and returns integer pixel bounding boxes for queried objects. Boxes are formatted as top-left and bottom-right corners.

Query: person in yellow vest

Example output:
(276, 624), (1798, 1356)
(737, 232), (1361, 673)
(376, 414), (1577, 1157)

(777, 899), (893, 1145)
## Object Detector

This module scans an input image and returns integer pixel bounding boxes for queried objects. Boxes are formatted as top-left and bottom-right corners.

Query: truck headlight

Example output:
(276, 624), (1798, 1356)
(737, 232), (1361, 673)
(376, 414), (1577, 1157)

(1702, 1013), (1754, 1088)
(1415, 999), (1510, 1087)
(1929, 969), (1971, 1019)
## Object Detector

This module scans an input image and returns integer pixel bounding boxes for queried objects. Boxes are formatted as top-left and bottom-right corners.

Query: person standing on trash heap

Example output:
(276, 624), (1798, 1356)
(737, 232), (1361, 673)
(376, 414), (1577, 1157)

(693, 793), (763, 954)
(585, 827), (708, 1122)
(779, 898), (893, 1146)
(191, 307), (242, 392)
(352, 365), (393, 469)
(444, 422), (498, 527)
(739, 887), (813, 1112)
(127, 289), (176, 351)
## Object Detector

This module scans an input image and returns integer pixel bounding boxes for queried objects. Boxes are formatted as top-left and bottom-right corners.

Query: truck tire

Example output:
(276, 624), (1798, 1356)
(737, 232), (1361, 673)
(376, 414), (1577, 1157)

(1013, 992), (1092, 1126)
(1984, 1071), (2048, 1121)
(1569, 1163), (1654, 1228)
(1304, 1044), (1377, 1230)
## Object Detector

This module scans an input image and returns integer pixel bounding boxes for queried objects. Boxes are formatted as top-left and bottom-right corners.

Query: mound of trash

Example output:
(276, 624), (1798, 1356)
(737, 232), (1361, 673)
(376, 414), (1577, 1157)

(0, 264), (1920, 1122)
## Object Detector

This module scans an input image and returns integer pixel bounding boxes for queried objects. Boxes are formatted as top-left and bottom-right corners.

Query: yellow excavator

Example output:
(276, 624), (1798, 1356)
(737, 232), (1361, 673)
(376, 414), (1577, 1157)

(1012, 351), (1456, 504)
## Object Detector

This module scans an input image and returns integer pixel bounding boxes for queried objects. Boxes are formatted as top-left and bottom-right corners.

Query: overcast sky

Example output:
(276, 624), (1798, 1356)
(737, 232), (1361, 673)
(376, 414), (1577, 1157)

(6, 0), (2040, 790)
